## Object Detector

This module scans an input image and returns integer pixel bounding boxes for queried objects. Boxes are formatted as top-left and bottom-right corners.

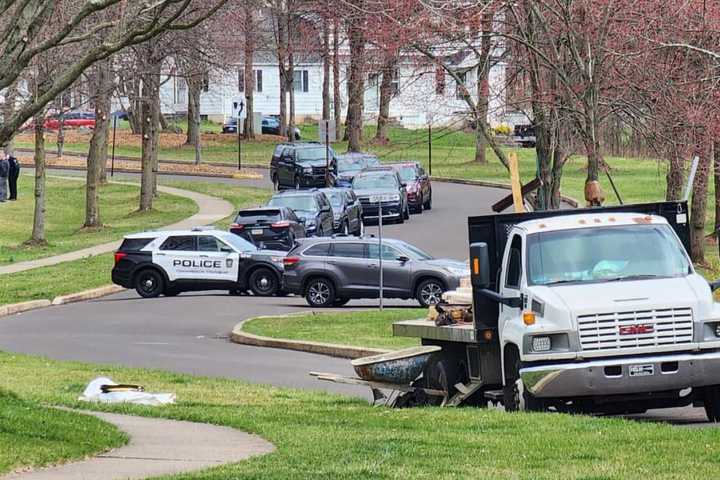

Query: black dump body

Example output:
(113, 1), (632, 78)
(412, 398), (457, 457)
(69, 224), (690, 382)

(467, 201), (690, 335)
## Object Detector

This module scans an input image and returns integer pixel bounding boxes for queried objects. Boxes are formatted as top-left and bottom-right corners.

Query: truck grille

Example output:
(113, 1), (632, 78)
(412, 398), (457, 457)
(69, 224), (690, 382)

(577, 307), (693, 351)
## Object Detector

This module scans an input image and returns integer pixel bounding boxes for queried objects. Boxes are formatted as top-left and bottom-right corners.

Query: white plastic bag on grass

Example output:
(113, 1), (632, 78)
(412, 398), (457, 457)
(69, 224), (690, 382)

(79, 377), (175, 406)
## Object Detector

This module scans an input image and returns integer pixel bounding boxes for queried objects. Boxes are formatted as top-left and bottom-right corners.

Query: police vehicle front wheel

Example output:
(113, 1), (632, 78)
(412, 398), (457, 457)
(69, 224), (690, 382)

(248, 268), (279, 296)
(134, 269), (164, 298)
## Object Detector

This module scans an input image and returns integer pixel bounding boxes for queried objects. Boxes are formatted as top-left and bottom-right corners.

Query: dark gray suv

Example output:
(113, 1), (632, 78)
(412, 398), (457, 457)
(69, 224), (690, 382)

(282, 237), (469, 307)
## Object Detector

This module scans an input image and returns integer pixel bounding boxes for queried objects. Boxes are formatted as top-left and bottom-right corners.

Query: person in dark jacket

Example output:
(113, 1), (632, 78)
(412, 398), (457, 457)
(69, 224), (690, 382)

(6, 151), (19, 201)
(0, 152), (8, 202)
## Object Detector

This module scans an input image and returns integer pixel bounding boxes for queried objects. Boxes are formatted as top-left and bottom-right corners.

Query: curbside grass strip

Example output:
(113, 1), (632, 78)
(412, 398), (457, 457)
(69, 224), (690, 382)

(431, 176), (580, 208)
(51, 285), (125, 306)
(231, 316), (390, 359)
(1, 285), (126, 318)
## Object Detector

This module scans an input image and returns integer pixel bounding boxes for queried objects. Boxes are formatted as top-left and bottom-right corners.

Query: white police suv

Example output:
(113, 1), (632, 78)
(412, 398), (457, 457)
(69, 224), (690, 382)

(112, 228), (287, 298)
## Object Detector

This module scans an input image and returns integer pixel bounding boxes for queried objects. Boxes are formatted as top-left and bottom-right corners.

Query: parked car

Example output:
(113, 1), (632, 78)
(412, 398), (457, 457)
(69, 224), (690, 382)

(389, 162), (432, 213)
(262, 116), (301, 139)
(229, 207), (306, 251)
(29, 111), (96, 131)
(111, 228), (287, 298)
(283, 236), (469, 307)
(352, 168), (410, 224)
(513, 124), (536, 148)
(270, 143), (337, 190)
(318, 188), (363, 236)
(267, 190), (335, 237)
(222, 117), (239, 133)
(335, 153), (381, 187)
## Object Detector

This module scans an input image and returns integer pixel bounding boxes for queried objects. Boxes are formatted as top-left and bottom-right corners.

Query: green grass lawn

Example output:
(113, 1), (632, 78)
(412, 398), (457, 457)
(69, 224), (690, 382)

(243, 309), (424, 350)
(0, 181), (270, 307)
(0, 175), (197, 266)
(0, 388), (127, 476)
(1, 351), (720, 479)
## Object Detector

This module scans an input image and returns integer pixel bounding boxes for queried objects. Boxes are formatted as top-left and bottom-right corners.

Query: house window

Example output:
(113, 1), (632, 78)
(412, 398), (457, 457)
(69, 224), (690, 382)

(239, 70), (263, 93)
(202, 72), (210, 92)
(293, 69), (309, 92)
(390, 69), (400, 96)
(368, 73), (379, 87)
(455, 71), (468, 100)
(256, 70), (263, 93)
(435, 67), (445, 95)
(174, 77), (187, 104)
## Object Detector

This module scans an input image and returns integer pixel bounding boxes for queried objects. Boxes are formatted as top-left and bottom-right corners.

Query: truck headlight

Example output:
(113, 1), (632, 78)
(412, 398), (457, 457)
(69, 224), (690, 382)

(715, 323), (720, 337)
(303, 167), (313, 173)
(531, 336), (552, 352)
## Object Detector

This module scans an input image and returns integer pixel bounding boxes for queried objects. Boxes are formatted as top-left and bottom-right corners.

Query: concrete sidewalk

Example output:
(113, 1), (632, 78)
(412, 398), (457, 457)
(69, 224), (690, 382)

(0, 181), (234, 276)
(1, 411), (275, 480)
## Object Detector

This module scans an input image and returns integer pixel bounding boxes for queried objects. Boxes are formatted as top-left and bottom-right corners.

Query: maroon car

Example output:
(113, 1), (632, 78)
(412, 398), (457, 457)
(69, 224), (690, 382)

(390, 162), (432, 213)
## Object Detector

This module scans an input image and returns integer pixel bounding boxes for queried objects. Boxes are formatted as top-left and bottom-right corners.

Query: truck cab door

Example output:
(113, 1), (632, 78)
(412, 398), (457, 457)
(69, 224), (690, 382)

(498, 234), (525, 331)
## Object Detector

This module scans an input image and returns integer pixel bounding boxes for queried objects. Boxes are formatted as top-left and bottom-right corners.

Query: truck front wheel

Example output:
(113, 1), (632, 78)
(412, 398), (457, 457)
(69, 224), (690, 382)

(703, 386), (720, 422)
(503, 350), (543, 412)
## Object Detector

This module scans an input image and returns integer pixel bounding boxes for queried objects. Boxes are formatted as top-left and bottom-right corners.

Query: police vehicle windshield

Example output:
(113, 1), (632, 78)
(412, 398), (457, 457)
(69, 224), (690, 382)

(353, 172), (399, 190)
(268, 195), (318, 213)
(218, 232), (257, 252)
(296, 147), (328, 163)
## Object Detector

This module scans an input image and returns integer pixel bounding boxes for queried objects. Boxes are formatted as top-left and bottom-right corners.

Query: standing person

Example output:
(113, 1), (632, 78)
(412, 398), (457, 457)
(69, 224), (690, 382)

(0, 152), (8, 202)
(7, 151), (19, 201)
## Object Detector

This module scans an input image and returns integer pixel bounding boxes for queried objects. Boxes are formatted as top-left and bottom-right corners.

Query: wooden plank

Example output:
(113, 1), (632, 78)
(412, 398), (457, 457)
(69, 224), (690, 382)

(508, 151), (525, 213)
(491, 177), (542, 213)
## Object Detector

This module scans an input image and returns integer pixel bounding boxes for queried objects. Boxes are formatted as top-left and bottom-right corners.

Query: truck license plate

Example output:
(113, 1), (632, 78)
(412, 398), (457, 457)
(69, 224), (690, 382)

(251, 229), (264, 236)
(629, 364), (654, 377)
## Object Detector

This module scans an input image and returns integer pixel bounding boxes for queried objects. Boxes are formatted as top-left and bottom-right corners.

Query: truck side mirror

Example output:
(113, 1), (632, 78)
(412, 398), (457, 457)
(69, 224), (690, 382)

(710, 280), (720, 292)
(470, 242), (490, 289)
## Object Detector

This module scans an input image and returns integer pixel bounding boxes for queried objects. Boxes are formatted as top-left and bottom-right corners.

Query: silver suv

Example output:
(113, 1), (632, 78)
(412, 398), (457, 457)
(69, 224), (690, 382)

(282, 237), (469, 307)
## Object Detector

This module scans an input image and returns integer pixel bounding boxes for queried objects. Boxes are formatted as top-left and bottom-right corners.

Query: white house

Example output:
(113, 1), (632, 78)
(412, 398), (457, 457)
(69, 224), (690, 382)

(159, 50), (509, 130)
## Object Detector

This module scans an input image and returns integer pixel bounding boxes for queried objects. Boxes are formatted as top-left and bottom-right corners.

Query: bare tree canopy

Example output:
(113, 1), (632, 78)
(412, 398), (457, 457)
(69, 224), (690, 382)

(0, 0), (227, 146)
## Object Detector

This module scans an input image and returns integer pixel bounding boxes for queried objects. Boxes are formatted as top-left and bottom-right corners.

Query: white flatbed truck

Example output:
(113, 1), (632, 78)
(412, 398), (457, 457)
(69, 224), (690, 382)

(393, 201), (720, 418)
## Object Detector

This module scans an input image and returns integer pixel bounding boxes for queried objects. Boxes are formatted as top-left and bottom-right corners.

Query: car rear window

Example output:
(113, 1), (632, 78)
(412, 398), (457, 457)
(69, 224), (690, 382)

(119, 237), (155, 251)
(235, 210), (281, 223)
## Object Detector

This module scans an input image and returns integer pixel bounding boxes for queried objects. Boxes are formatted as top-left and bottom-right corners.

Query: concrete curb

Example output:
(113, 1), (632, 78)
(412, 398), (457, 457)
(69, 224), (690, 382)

(231, 315), (389, 359)
(0, 300), (52, 318)
(431, 176), (580, 208)
(51, 285), (125, 306)
(1, 285), (126, 318)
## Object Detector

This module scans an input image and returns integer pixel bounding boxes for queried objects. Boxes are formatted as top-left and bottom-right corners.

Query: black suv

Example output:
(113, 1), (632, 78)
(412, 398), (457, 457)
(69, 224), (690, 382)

(352, 167), (410, 223)
(318, 188), (363, 236)
(267, 190), (335, 237)
(283, 237), (469, 307)
(270, 143), (337, 190)
(230, 206), (306, 250)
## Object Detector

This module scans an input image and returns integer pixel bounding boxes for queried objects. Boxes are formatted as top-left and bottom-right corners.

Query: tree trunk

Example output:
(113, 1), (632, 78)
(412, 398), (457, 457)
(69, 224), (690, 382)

(185, 74), (201, 148)
(56, 109), (65, 158)
(584, 132), (604, 206)
(690, 148), (711, 263)
(2, 79), (18, 152)
(140, 57), (160, 212)
(84, 59), (112, 228)
(277, 13), (288, 139)
(31, 112), (47, 243)
(474, 11), (493, 164)
(244, 5), (256, 139)
(374, 58), (395, 143)
(346, 7), (366, 153)
(287, 20), (296, 143)
(332, 18), (342, 140)
(322, 21), (331, 121)
(666, 145), (685, 201)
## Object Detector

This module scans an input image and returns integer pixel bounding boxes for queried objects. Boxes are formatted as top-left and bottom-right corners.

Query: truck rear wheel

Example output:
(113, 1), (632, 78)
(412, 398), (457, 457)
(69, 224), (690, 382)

(703, 386), (720, 422)
(503, 350), (543, 412)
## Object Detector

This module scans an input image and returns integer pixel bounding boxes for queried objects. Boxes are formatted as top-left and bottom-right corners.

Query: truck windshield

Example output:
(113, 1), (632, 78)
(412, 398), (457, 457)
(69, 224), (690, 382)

(296, 147), (329, 163)
(527, 224), (690, 286)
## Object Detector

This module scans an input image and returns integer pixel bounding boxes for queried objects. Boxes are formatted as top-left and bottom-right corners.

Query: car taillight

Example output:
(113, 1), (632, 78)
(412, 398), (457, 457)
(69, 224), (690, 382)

(114, 252), (127, 264)
(230, 223), (244, 230)
(283, 256), (300, 267)
(272, 220), (290, 228)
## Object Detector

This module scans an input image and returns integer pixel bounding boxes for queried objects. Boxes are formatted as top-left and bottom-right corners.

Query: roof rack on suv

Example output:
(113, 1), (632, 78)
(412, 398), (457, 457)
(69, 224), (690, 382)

(191, 226), (217, 231)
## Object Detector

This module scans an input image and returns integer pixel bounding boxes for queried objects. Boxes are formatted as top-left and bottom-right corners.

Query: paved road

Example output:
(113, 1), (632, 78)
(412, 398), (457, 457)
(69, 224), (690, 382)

(2, 171), (712, 424)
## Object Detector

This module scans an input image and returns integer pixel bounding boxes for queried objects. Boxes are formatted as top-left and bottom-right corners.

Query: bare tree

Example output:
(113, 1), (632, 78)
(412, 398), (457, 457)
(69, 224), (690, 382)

(84, 58), (112, 228)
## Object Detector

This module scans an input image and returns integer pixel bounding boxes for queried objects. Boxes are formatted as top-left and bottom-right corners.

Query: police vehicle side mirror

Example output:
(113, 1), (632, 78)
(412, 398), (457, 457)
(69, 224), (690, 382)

(298, 218), (306, 224)
(401, 182), (407, 188)
(710, 280), (720, 292)
(321, 205), (331, 212)
(397, 255), (410, 264)
(220, 246), (233, 253)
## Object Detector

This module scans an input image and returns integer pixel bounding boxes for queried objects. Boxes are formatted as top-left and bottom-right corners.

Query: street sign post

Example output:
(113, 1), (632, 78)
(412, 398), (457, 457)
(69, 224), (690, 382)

(234, 100), (245, 171)
(369, 193), (394, 310)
